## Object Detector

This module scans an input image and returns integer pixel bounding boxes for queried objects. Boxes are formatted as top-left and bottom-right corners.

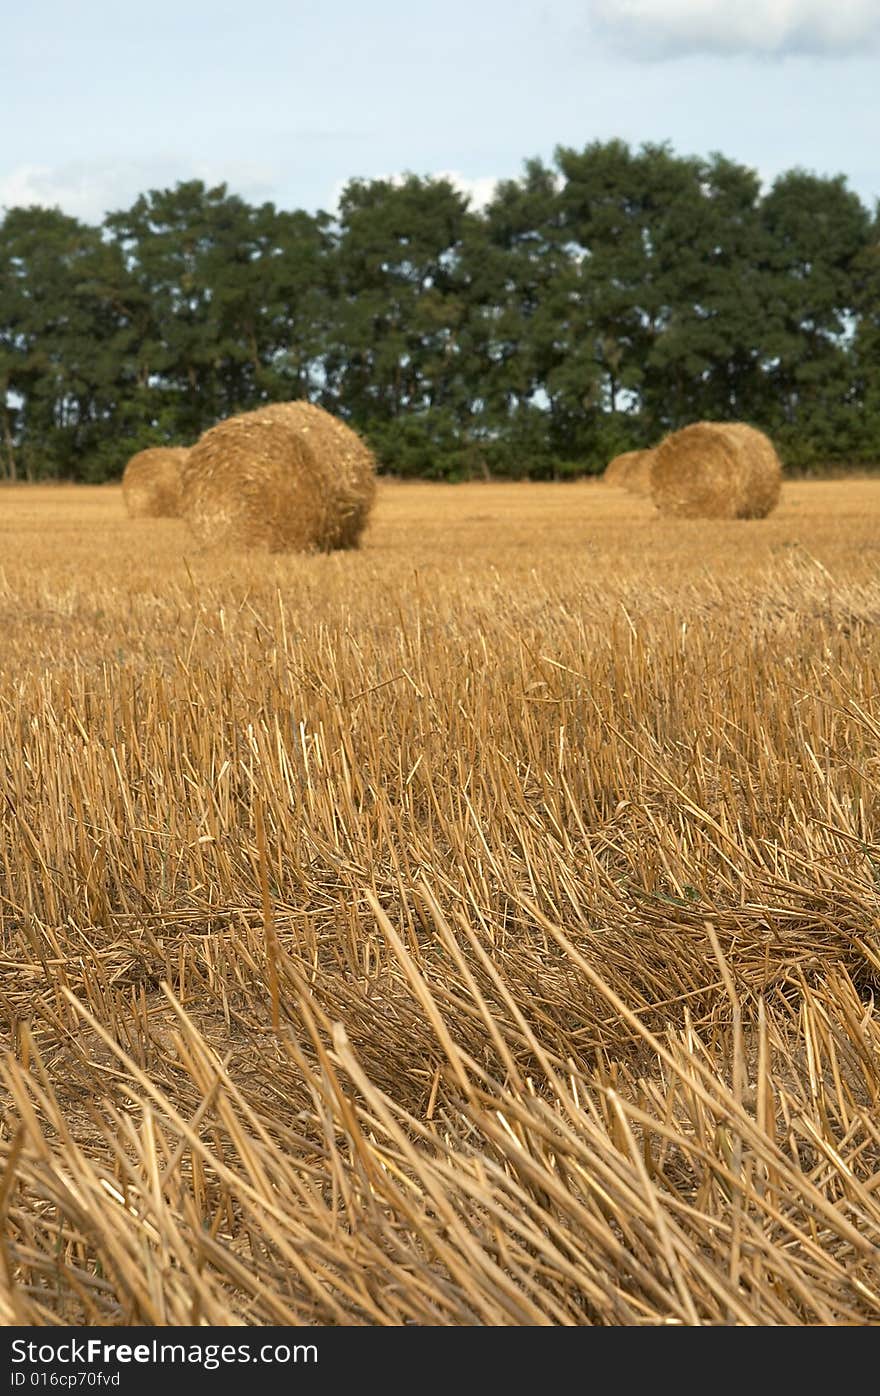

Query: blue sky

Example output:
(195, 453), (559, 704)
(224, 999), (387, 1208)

(2, 0), (879, 222)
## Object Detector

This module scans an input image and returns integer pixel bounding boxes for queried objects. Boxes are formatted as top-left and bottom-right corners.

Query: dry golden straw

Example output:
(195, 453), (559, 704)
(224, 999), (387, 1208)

(121, 447), (188, 518)
(651, 421), (782, 519)
(181, 402), (377, 553)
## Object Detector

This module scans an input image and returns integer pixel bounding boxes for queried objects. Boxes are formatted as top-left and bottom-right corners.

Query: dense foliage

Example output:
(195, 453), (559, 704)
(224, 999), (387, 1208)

(1, 140), (878, 480)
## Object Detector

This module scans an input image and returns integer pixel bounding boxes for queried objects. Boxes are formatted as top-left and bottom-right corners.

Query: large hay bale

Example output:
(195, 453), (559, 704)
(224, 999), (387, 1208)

(718, 423), (783, 518)
(650, 422), (782, 519)
(252, 400), (377, 549)
(181, 402), (377, 553)
(121, 447), (188, 518)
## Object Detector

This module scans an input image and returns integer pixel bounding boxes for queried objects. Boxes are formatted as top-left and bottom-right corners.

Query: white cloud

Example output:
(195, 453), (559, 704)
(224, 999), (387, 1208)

(590, 0), (880, 58)
(433, 170), (500, 210)
(0, 159), (278, 224)
(0, 164), (104, 221)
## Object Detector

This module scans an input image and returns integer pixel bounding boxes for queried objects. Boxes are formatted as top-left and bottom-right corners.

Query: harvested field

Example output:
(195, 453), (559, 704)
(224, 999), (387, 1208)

(1, 477), (880, 1326)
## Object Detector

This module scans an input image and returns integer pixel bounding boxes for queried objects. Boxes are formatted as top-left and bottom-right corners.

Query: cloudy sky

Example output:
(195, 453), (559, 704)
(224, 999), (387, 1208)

(2, 0), (878, 223)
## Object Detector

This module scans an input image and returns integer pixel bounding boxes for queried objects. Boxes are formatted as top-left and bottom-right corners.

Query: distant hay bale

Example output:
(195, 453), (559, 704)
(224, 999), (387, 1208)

(603, 450), (645, 487)
(121, 447), (188, 518)
(650, 422), (782, 520)
(620, 450), (655, 496)
(181, 402), (377, 553)
(603, 449), (655, 494)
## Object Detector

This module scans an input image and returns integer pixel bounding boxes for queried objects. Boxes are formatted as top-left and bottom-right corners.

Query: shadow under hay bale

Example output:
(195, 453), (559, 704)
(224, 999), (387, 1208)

(181, 402), (377, 553)
(651, 421), (782, 520)
(121, 447), (189, 518)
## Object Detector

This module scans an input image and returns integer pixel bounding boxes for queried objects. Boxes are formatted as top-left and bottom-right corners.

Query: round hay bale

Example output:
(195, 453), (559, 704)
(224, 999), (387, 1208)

(620, 450), (655, 497)
(181, 403), (376, 553)
(252, 400), (376, 549)
(650, 422), (782, 519)
(121, 447), (188, 518)
(603, 450), (645, 487)
(718, 423), (783, 519)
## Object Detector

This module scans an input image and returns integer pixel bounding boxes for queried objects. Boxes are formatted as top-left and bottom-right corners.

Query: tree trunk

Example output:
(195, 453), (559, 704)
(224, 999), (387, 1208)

(1, 392), (16, 481)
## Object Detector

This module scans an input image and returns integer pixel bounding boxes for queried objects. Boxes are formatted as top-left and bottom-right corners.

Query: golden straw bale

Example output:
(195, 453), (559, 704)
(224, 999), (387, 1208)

(121, 447), (188, 518)
(252, 400), (377, 549)
(603, 450), (645, 487)
(620, 450), (655, 496)
(650, 421), (782, 519)
(181, 402), (376, 553)
(720, 422), (784, 519)
(181, 416), (325, 553)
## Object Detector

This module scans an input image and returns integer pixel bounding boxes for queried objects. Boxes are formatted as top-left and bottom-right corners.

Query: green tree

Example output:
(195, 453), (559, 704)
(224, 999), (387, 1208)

(105, 181), (332, 442)
(327, 174), (474, 464)
(759, 170), (869, 464)
(850, 209), (880, 461)
(0, 205), (141, 480)
(0, 145), (876, 482)
(550, 142), (774, 454)
(467, 159), (570, 473)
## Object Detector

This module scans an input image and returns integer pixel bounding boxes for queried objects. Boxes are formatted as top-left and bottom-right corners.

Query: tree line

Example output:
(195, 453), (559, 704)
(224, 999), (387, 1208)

(1, 139), (878, 482)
